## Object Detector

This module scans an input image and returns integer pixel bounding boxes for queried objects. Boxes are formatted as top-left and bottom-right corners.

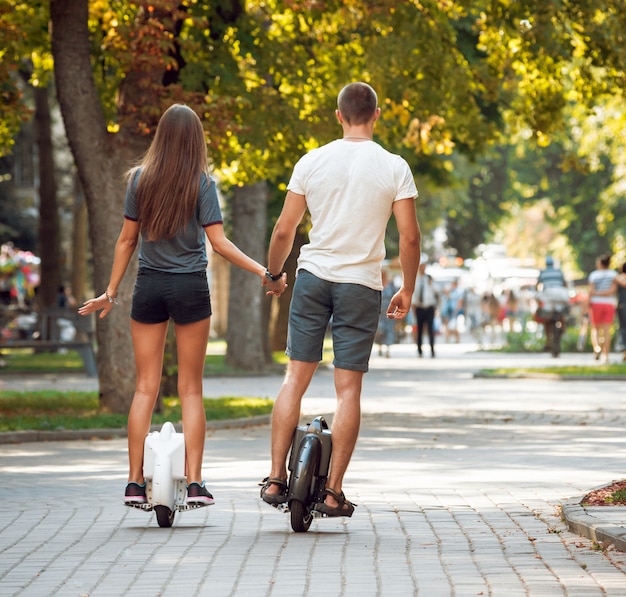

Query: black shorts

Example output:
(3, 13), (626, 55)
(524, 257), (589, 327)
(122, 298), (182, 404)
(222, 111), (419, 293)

(131, 269), (211, 324)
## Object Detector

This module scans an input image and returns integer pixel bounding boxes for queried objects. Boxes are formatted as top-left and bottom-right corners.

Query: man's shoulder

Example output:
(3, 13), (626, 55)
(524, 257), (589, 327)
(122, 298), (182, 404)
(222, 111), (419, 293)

(540, 267), (564, 276)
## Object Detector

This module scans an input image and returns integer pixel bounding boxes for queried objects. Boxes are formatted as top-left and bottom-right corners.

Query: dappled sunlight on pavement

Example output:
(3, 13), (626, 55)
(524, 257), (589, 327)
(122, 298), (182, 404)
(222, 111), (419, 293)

(2, 340), (626, 595)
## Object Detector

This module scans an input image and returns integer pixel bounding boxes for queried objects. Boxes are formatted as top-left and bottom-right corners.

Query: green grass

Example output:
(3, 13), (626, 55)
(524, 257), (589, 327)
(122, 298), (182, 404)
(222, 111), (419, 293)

(609, 488), (626, 504)
(481, 363), (626, 377)
(0, 349), (85, 372)
(0, 338), (333, 375)
(0, 391), (274, 432)
(0, 339), (337, 433)
(0, 346), (275, 376)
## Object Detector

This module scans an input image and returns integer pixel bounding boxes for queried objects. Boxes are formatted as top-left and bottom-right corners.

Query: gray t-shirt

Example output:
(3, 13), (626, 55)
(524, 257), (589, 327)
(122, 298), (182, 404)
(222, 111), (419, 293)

(124, 171), (223, 272)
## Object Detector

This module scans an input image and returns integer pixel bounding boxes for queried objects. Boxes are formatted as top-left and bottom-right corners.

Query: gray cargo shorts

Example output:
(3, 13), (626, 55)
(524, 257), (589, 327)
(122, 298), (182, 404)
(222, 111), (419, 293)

(286, 269), (381, 372)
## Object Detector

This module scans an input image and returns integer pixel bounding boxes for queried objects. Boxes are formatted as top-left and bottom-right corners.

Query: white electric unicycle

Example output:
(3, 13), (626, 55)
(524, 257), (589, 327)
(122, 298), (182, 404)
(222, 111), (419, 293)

(125, 422), (210, 527)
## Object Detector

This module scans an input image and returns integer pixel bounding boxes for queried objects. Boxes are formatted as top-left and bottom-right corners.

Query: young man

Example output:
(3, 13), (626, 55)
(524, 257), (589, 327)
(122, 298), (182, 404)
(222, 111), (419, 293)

(536, 255), (569, 350)
(412, 257), (438, 357)
(260, 82), (421, 517)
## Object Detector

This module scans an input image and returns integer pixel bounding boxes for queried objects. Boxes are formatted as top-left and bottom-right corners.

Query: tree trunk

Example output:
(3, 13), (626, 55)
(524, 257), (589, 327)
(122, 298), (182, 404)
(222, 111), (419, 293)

(225, 182), (271, 370)
(51, 0), (140, 412)
(33, 85), (61, 310)
(209, 251), (230, 338)
(70, 177), (88, 303)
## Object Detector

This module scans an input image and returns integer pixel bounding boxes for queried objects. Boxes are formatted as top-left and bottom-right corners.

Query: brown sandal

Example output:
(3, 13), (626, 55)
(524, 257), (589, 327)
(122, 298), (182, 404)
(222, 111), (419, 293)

(315, 488), (356, 517)
(259, 477), (288, 505)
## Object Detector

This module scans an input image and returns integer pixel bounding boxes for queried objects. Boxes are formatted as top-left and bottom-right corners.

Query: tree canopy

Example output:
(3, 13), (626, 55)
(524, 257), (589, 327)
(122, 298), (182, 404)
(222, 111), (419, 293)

(1, 0), (625, 406)
(3, 1), (626, 262)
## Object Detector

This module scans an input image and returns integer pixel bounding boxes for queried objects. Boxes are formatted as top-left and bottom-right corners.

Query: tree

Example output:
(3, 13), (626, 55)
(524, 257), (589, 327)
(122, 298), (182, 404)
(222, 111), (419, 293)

(32, 83), (61, 309)
(0, 0), (32, 154)
(50, 0), (148, 411)
(225, 182), (272, 369)
(8, 0), (625, 416)
(47, 0), (290, 409)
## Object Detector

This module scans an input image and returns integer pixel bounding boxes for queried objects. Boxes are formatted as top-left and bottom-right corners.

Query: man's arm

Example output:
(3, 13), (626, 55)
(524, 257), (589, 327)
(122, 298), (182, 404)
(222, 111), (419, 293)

(267, 190), (308, 277)
(386, 198), (421, 319)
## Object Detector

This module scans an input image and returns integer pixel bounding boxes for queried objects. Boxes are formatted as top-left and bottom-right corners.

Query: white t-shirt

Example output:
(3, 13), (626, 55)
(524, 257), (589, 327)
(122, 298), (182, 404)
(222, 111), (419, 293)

(287, 139), (418, 290)
(411, 274), (438, 308)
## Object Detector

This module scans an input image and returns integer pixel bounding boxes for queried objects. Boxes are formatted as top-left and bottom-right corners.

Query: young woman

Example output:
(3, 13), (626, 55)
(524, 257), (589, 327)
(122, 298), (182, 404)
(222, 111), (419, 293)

(79, 104), (285, 505)
(588, 254), (618, 363)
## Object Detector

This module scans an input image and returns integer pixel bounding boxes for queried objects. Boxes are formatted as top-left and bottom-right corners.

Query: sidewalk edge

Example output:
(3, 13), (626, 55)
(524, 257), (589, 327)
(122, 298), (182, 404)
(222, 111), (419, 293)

(562, 497), (626, 552)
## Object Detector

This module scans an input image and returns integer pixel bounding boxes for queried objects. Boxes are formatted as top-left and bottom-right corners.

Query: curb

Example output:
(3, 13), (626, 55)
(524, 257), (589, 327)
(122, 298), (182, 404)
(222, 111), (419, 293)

(0, 414), (271, 445)
(562, 495), (626, 552)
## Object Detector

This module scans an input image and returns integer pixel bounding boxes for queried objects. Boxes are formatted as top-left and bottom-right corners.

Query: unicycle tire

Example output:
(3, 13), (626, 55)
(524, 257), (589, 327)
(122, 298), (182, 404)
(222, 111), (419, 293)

(155, 505), (175, 527)
(288, 434), (321, 532)
(290, 499), (313, 532)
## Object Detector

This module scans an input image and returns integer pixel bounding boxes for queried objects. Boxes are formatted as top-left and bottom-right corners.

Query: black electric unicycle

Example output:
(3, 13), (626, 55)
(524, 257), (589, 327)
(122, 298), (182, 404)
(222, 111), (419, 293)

(285, 416), (333, 532)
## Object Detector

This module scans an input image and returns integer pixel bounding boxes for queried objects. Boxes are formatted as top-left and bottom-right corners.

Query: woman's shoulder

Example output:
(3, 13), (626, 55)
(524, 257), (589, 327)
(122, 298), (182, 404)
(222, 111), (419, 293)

(199, 171), (217, 193)
(126, 166), (142, 185)
(589, 268), (609, 277)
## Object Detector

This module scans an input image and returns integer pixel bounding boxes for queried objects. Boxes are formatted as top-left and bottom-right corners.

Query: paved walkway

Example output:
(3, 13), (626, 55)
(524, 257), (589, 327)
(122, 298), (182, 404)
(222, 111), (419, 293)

(2, 342), (626, 596)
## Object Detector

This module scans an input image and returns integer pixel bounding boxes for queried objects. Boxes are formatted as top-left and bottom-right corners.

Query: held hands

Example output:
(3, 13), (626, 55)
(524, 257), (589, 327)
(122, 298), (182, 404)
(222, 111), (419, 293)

(77, 293), (115, 319)
(262, 272), (288, 297)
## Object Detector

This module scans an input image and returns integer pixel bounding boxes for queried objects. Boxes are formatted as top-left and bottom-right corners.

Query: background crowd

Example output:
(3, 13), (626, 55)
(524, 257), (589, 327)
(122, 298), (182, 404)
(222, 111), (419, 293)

(376, 253), (626, 363)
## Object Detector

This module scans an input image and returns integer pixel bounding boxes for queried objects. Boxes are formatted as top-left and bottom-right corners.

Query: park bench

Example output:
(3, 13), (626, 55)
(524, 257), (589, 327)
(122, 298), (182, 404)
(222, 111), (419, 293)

(0, 307), (97, 377)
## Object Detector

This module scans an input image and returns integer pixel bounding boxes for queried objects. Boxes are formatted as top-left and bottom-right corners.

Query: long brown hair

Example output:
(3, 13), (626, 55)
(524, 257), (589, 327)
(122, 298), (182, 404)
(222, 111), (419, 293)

(127, 104), (209, 241)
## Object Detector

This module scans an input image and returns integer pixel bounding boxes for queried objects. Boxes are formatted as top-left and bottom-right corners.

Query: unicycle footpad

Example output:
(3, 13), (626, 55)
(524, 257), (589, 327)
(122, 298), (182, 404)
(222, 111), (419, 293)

(124, 502), (210, 512)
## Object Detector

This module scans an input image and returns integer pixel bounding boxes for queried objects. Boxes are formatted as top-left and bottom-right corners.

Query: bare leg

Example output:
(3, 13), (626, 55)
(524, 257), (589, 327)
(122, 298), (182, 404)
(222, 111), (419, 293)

(590, 324), (598, 351)
(599, 323), (612, 362)
(175, 318), (211, 484)
(324, 368), (364, 508)
(127, 320), (169, 484)
(264, 359), (318, 496)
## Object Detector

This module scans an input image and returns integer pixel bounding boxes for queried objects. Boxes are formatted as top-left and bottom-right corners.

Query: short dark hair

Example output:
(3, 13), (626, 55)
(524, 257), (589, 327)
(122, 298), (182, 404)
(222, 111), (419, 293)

(337, 82), (378, 125)
(599, 253), (612, 268)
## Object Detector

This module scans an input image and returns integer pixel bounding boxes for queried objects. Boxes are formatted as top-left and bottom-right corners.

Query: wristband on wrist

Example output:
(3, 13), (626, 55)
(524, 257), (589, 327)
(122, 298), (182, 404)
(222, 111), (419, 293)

(265, 269), (283, 282)
(105, 290), (118, 304)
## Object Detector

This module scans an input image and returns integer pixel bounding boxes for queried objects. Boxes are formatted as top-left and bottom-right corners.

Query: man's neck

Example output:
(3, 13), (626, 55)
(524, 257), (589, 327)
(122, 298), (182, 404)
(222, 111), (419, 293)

(342, 125), (373, 141)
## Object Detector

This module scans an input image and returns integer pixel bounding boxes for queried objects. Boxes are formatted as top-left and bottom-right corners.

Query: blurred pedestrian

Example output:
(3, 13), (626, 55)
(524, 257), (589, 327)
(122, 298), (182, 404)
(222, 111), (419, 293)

(464, 287), (482, 338)
(503, 289), (519, 332)
(57, 285), (76, 309)
(442, 279), (463, 343)
(411, 256), (438, 357)
(536, 256), (569, 351)
(616, 263), (626, 361)
(376, 268), (398, 357)
(588, 253), (617, 363)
